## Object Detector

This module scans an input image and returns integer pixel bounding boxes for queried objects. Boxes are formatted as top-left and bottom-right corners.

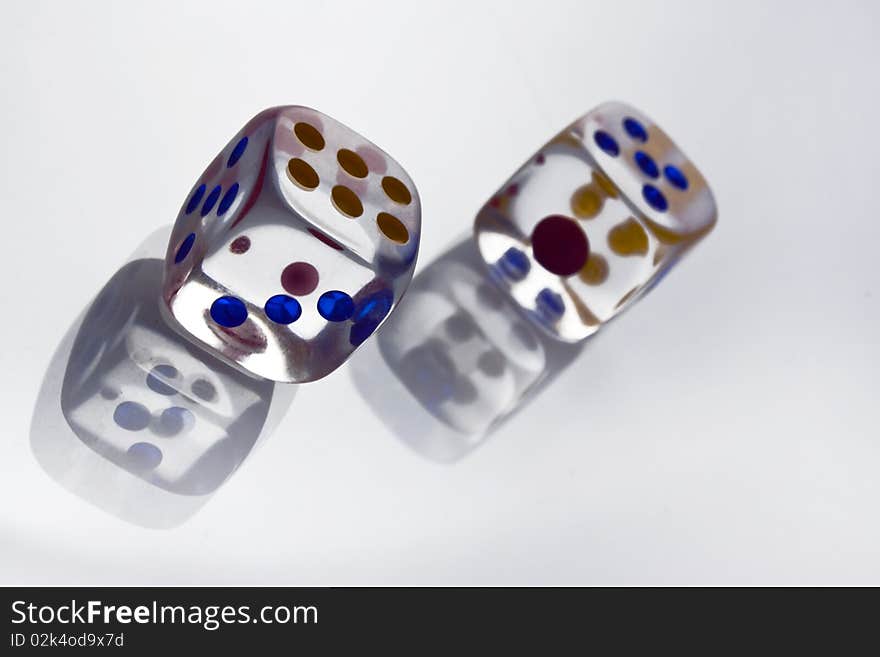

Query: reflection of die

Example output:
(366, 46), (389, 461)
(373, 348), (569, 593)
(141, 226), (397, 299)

(163, 106), (421, 382)
(475, 101), (717, 341)
(378, 261), (545, 436)
(63, 259), (272, 494)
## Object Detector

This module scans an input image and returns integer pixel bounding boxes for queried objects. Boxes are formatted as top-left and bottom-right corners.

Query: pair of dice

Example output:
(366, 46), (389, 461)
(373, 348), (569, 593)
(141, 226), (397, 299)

(163, 102), (717, 382)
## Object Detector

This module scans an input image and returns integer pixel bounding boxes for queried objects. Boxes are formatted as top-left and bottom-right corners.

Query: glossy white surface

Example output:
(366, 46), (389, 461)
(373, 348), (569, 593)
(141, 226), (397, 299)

(2, 0), (879, 584)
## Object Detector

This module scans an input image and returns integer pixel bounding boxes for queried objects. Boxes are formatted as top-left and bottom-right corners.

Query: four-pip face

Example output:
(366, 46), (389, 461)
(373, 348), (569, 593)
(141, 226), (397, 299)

(163, 106), (421, 383)
(474, 101), (717, 342)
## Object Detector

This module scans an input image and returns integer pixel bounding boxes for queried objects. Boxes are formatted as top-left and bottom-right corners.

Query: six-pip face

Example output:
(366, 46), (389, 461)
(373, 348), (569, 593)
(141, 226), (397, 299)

(163, 106), (421, 383)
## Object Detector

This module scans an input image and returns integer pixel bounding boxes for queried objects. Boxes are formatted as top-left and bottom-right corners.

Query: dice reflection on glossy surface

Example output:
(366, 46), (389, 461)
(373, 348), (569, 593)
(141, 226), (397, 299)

(378, 260), (546, 436)
(163, 106), (421, 382)
(475, 101), (717, 342)
(62, 259), (274, 495)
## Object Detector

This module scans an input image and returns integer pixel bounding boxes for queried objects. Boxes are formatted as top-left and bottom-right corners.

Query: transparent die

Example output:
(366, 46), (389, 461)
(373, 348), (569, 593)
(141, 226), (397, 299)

(163, 106), (421, 382)
(474, 101), (717, 342)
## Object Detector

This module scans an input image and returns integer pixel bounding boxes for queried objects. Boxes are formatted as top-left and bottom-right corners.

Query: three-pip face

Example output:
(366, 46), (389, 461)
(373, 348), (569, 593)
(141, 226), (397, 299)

(474, 101), (717, 341)
(163, 106), (421, 382)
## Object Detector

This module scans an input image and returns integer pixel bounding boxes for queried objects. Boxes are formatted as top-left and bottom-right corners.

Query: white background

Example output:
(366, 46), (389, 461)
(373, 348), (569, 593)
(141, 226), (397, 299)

(2, 0), (879, 584)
